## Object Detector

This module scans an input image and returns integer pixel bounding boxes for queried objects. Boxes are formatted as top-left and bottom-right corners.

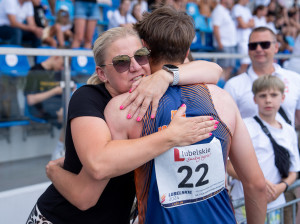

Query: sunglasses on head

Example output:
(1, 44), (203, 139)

(248, 41), (275, 50)
(100, 47), (150, 73)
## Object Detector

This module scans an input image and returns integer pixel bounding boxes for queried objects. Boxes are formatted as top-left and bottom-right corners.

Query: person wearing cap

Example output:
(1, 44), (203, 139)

(32, 0), (72, 48)
(55, 6), (73, 47)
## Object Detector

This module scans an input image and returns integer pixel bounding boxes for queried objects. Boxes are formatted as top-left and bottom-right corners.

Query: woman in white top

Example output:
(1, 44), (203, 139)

(253, 5), (268, 28)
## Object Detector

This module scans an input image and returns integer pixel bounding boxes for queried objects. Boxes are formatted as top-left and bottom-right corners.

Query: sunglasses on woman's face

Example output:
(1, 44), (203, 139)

(100, 47), (151, 73)
(248, 41), (275, 51)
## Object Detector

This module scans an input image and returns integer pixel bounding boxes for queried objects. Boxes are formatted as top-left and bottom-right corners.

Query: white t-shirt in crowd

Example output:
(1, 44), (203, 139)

(232, 3), (253, 43)
(253, 15), (267, 28)
(108, 9), (137, 29)
(230, 116), (300, 209)
(254, 0), (271, 6)
(0, 0), (34, 26)
(130, 0), (148, 14)
(285, 34), (300, 73)
(211, 4), (237, 48)
(266, 22), (277, 34)
(224, 64), (300, 126)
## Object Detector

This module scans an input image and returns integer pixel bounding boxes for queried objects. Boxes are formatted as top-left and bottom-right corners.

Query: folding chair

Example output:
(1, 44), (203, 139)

(71, 48), (96, 84)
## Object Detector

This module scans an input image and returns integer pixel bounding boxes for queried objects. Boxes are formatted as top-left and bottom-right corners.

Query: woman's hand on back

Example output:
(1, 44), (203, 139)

(165, 104), (218, 146)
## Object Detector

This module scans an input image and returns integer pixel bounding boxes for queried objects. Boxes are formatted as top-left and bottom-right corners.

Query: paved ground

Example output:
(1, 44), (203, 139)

(1, 156), (300, 223)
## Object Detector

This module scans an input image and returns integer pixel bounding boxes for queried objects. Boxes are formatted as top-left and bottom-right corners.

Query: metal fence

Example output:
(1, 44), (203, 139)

(1, 47), (300, 138)
(232, 179), (300, 224)
(1, 47), (300, 223)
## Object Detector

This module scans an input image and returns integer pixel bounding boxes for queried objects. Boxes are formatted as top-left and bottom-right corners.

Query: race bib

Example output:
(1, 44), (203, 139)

(154, 137), (225, 208)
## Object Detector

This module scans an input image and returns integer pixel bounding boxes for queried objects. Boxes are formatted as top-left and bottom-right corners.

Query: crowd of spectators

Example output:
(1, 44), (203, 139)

(1, 0), (300, 222)
(0, 0), (299, 60)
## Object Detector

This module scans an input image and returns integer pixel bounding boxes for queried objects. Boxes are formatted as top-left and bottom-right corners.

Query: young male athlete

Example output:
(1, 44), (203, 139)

(103, 6), (267, 224)
(46, 6), (267, 223)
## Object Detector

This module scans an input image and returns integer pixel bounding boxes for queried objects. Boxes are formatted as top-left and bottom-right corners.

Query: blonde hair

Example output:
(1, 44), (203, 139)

(252, 75), (285, 95)
(87, 27), (140, 85)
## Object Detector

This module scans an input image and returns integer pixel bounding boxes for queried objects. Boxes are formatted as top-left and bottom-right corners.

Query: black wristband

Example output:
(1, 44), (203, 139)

(280, 181), (289, 193)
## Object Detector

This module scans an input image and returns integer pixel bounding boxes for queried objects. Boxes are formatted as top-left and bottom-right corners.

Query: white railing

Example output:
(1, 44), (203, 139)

(1, 47), (300, 123)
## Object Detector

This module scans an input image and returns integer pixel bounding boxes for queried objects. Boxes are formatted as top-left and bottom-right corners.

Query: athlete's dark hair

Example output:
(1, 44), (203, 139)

(134, 6), (195, 65)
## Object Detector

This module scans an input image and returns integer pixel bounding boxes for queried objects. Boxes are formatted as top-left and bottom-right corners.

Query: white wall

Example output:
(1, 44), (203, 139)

(0, 126), (60, 163)
(0, 182), (50, 224)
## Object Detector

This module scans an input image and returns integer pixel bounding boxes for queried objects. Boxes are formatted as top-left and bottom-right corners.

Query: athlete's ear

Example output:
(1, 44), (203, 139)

(185, 49), (190, 59)
(184, 49), (191, 63)
(142, 39), (149, 49)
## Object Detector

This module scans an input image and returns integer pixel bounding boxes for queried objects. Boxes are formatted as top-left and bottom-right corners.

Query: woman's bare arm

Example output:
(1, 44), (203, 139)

(47, 103), (217, 209)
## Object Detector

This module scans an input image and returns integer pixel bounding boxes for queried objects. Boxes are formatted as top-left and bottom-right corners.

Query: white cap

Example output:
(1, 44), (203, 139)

(60, 5), (69, 12)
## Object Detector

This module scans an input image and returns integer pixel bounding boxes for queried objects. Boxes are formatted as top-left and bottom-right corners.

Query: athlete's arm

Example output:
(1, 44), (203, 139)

(229, 103), (267, 224)
(226, 160), (239, 180)
(121, 60), (222, 120)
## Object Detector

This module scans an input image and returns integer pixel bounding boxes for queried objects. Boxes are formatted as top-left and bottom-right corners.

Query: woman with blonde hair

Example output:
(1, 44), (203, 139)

(27, 27), (222, 223)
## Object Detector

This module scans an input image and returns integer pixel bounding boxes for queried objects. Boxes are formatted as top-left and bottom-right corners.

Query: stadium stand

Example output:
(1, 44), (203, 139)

(71, 48), (96, 84)
(0, 45), (30, 143)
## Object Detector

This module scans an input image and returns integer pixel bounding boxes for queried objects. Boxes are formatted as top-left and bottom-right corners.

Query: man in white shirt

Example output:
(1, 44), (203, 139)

(211, 0), (237, 81)
(232, 0), (255, 74)
(0, 0), (42, 47)
(224, 27), (300, 127)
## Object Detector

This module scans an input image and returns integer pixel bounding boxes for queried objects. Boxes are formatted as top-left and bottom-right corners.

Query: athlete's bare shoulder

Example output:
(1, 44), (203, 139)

(104, 93), (142, 139)
(206, 84), (239, 134)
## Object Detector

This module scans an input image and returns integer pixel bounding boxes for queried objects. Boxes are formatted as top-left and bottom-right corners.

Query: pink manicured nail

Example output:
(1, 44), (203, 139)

(127, 114), (132, 119)
(120, 105), (124, 110)
(151, 115), (155, 119)
(210, 117), (214, 120)
(215, 121), (219, 124)
(209, 133), (212, 136)
(136, 117), (141, 122)
(181, 104), (186, 107)
(214, 125), (218, 129)
(129, 88), (132, 93)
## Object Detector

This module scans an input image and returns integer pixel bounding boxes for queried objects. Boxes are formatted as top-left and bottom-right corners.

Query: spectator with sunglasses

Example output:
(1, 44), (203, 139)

(27, 26), (223, 223)
(224, 26), (300, 127)
(45, 7), (267, 224)
(224, 26), (300, 223)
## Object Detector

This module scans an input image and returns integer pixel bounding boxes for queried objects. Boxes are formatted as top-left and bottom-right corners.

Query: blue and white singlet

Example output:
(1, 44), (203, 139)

(135, 84), (237, 224)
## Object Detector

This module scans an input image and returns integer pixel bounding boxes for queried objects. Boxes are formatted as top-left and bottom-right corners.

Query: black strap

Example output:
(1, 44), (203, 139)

(253, 116), (274, 141)
(278, 106), (292, 125)
(253, 115), (291, 178)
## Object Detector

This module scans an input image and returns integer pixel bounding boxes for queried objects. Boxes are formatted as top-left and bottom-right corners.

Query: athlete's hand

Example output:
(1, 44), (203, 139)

(166, 104), (218, 147)
(120, 70), (171, 121)
(46, 157), (65, 180)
